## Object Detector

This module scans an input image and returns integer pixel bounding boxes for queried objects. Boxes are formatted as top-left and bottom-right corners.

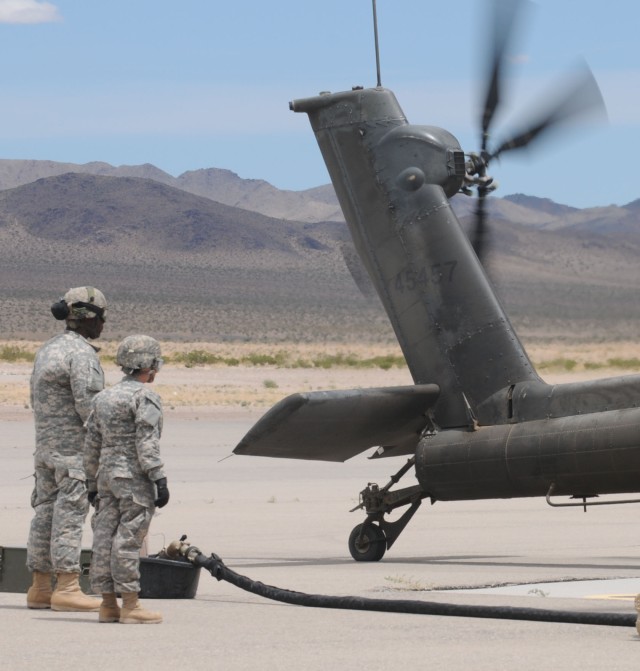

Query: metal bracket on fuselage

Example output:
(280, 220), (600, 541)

(545, 483), (640, 512)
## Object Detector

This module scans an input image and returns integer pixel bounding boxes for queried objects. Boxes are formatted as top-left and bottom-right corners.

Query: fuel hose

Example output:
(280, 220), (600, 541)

(166, 540), (637, 628)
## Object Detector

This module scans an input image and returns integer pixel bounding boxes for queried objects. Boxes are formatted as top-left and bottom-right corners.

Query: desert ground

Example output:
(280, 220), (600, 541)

(3, 339), (640, 415)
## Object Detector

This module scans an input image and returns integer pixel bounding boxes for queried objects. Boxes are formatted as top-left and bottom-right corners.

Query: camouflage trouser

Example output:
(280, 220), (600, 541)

(27, 452), (90, 573)
(90, 477), (154, 594)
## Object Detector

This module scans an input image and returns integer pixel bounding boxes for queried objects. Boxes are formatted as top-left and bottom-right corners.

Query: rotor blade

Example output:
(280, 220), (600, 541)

(480, 0), (530, 149)
(340, 240), (378, 301)
(472, 190), (488, 263)
(491, 61), (607, 159)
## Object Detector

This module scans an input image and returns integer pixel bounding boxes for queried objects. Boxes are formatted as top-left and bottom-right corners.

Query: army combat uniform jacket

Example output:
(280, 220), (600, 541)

(27, 330), (104, 573)
(84, 377), (165, 594)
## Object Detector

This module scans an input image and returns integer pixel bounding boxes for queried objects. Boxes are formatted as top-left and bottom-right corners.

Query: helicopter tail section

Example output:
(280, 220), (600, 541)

(290, 87), (540, 428)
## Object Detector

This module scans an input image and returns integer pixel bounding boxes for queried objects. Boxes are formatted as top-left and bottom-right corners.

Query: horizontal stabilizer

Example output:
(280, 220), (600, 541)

(233, 384), (439, 462)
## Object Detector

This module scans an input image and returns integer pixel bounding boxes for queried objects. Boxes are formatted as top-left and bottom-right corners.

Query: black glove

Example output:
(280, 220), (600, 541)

(154, 478), (170, 508)
(88, 490), (98, 507)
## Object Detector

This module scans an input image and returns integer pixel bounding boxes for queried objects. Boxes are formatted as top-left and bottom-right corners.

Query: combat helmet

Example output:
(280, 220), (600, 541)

(116, 335), (163, 374)
(51, 286), (107, 322)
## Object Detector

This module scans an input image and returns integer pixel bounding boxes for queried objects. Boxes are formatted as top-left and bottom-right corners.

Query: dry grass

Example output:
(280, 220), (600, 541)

(3, 340), (640, 411)
(4, 338), (640, 367)
(0, 340), (411, 411)
(0, 339), (407, 364)
(525, 341), (640, 373)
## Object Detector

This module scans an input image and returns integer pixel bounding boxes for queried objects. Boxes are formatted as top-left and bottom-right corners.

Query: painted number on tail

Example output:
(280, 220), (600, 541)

(393, 261), (457, 293)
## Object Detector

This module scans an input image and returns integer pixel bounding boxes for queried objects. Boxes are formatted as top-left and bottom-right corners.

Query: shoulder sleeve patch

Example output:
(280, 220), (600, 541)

(137, 391), (163, 427)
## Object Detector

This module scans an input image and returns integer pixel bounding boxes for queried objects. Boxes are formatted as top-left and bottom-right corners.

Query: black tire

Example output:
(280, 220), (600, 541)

(348, 523), (386, 562)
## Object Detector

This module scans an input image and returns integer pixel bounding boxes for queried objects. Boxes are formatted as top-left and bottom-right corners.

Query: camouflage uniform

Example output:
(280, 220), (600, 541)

(84, 377), (165, 594)
(27, 330), (105, 573)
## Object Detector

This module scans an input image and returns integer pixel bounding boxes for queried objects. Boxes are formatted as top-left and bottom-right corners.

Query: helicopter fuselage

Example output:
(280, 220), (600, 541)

(417, 404), (640, 502)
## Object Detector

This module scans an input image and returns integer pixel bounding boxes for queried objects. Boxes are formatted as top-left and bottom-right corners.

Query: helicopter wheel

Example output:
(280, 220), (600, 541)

(348, 523), (387, 562)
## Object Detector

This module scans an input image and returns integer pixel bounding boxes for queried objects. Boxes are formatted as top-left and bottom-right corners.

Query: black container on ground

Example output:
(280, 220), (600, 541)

(139, 555), (200, 599)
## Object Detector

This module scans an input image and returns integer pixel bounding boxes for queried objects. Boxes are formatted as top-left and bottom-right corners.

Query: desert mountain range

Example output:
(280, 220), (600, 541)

(0, 158), (639, 345)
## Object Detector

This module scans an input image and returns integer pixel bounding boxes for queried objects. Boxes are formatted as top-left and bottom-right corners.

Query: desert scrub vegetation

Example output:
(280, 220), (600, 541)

(0, 339), (407, 369)
(154, 349), (406, 370)
(602, 357), (640, 370)
(4, 340), (640, 373)
(535, 356), (640, 372)
(537, 358), (578, 372)
(309, 352), (404, 370)
(0, 345), (35, 362)
(167, 350), (291, 368)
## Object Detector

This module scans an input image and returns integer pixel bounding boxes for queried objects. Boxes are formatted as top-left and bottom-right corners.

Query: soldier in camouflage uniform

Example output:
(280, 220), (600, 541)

(84, 334), (169, 624)
(27, 286), (107, 612)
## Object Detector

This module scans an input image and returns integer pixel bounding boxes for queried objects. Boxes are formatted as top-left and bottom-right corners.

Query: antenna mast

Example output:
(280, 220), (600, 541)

(372, 0), (382, 86)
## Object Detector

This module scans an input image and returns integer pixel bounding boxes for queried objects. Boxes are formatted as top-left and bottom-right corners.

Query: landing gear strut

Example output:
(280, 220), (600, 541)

(348, 456), (428, 561)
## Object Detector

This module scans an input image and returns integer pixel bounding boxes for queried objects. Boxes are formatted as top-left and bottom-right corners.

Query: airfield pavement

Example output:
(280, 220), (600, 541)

(2, 363), (640, 669)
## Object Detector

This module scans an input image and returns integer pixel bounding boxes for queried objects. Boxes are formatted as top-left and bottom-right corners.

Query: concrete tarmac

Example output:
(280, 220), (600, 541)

(2, 410), (640, 670)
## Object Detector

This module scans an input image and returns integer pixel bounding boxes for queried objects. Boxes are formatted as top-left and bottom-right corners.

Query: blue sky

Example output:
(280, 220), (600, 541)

(1, 0), (638, 208)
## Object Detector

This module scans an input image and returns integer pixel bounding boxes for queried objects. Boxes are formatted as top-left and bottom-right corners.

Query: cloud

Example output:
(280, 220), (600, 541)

(0, 0), (61, 24)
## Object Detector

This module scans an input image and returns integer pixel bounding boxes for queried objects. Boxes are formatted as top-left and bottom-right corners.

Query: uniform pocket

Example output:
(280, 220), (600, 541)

(67, 468), (86, 482)
(88, 361), (105, 392)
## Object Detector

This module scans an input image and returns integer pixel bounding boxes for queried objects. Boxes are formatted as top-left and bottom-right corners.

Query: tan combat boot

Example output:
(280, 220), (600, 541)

(50, 572), (100, 612)
(26, 571), (53, 609)
(120, 591), (162, 624)
(99, 592), (121, 623)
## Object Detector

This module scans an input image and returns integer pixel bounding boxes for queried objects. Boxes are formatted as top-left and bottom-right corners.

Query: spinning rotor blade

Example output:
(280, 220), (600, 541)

(472, 192), (488, 263)
(491, 62), (607, 160)
(474, 0), (530, 262)
(480, 0), (530, 150)
(471, 1), (606, 265)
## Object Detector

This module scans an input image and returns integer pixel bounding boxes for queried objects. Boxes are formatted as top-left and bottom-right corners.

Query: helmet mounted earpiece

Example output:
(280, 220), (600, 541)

(51, 299), (70, 320)
(51, 286), (107, 322)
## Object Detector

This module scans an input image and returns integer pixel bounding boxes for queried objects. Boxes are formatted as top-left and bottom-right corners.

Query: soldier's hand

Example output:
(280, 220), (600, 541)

(154, 478), (170, 508)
